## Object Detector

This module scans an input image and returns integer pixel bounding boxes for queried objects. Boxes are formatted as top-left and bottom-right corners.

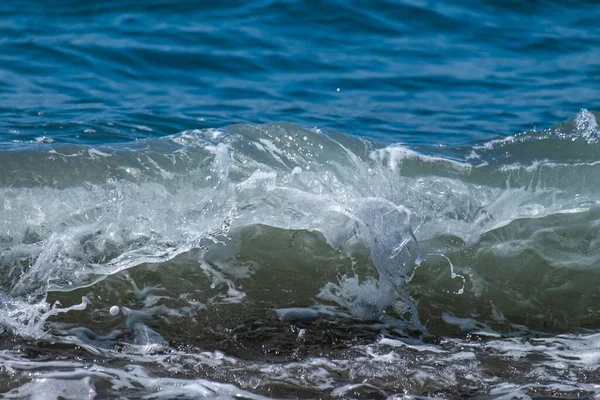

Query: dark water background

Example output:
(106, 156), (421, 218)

(1, 0), (598, 146)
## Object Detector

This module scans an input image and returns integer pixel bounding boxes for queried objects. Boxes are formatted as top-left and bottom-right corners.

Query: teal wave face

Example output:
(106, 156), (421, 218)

(0, 110), (598, 335)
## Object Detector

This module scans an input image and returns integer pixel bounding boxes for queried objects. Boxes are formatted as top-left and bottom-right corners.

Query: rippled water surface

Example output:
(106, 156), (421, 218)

(1, 1), (600, 399)
(2, 0), (599, 145)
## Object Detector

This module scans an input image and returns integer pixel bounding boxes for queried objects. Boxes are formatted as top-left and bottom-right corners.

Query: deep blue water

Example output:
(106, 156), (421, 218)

(1, 0), (598, 146)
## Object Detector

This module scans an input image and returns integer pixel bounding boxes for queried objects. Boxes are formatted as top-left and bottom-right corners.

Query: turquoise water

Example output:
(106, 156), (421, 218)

(1, 1), (600, 399)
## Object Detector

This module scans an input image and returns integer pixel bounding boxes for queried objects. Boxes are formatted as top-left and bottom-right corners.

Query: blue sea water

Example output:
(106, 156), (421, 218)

(2, 1), (600, 399)
(1, 0), (598, 146)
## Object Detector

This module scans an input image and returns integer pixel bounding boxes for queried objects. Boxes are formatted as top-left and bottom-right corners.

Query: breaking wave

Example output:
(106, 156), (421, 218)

(1, 109), (600, 398)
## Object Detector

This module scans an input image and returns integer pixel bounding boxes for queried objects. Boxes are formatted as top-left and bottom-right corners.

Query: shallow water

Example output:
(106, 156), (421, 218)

(2, 113), (600, 398)
(2, 1), (600, 399)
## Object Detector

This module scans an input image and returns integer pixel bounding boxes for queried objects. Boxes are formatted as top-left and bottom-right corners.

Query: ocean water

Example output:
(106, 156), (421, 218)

(1, 1), (600, 399)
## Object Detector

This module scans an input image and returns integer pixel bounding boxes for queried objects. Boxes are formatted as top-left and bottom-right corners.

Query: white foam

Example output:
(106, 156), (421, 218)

(236, 170), (277, 191)
(4, 376), (96, 400)
(87, 148), (111, 158)
(573, 108), (599, 140)
(370, 145), (471, 171)
(0, 295), (88, 340)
